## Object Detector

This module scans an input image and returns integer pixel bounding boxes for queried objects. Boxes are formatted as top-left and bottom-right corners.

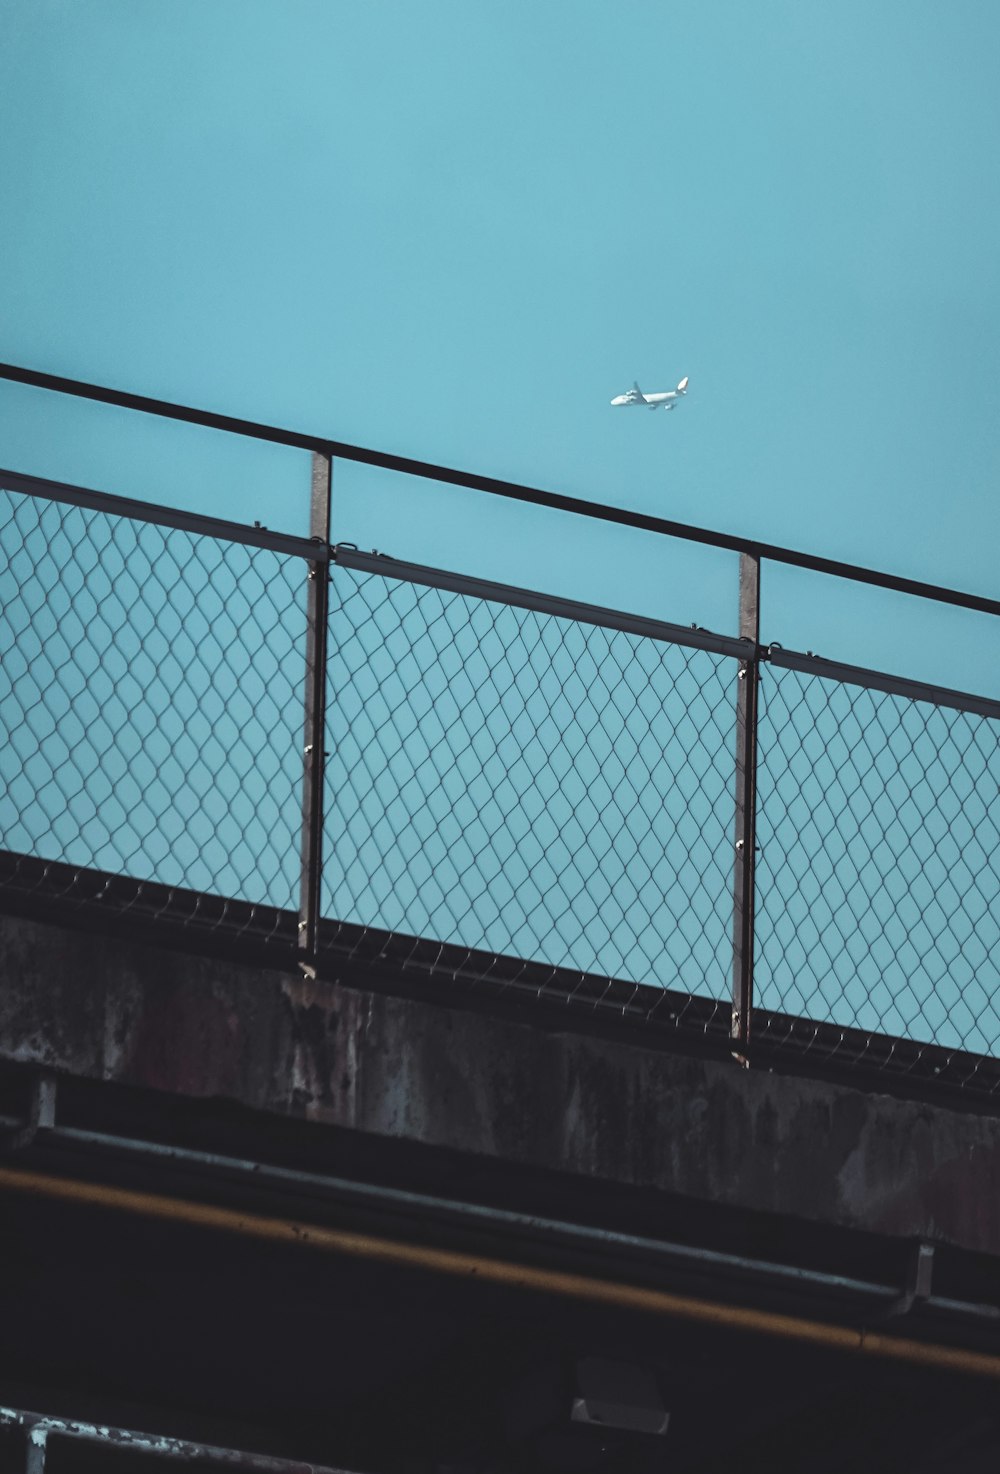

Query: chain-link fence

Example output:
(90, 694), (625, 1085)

(3, 466), (1000, 1092)
(322, 555), (740, 1025)
(755, 655), (1000, 1069)
(0, 479), (308, 947)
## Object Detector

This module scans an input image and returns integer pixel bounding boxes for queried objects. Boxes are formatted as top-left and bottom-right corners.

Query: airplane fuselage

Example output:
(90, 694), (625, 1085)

(611, 376), (689, 410)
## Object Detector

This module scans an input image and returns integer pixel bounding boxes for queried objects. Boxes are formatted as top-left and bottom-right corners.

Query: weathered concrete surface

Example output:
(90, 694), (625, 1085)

(2, 910), (1000, 1256)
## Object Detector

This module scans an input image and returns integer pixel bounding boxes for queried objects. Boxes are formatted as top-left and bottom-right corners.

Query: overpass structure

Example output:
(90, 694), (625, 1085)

(1, 362), (1000, 1472)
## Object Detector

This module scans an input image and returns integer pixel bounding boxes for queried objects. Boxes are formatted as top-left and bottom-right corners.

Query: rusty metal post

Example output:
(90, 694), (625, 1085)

(731, 553), (760, 1064)
(298, 453), (332, 973)
(2, 1072), (56, 1151)
(21, 1428), (47, 1474)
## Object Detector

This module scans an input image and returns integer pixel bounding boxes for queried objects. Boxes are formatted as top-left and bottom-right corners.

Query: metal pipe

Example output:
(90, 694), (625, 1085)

(0, 362), (330, 455)
(1, 1164), (998, 1380)
(3, 361), (1000, 618)
(1, 1115), (997, 1326)
(0, 1115), (892, 1303)
(1, 1407), (352, 1471)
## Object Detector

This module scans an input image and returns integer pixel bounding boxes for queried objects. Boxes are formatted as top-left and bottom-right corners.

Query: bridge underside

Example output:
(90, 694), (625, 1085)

(2, 906), (1000, 1471)
(2, 1177), (999, 1474)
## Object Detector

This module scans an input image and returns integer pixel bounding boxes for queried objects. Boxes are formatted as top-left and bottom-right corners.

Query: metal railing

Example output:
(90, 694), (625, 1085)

(2, 362), (1000, 1099)
(1, 1404), (356, 1472)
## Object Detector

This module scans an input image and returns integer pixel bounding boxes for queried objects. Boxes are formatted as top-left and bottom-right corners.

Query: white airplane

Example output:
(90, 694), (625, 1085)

(611, 376), (689, 411)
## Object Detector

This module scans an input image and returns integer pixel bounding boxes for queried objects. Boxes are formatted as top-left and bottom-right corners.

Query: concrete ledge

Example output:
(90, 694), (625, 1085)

(2, 911), (999, 1256)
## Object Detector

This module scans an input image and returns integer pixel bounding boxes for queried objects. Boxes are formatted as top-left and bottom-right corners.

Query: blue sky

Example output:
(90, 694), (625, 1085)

(2, 1), (1000, 687)
(2, 3), (1000, 1043)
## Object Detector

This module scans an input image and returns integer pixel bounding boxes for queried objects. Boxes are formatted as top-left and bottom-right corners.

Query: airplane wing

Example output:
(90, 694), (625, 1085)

(631, 381), (647, 402)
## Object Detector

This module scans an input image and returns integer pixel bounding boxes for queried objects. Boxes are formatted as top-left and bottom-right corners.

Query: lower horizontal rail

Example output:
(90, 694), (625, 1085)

(1, 1164), (999, 1380)
(767, 644), (1000, 720)
(335, 546), (749, 658)
(1, 1404), (353, 1472)
(0, 466), (325, 560)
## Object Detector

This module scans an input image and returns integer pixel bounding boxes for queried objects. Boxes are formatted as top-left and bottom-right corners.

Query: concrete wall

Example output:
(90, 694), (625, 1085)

(3, 911), (999, 1256)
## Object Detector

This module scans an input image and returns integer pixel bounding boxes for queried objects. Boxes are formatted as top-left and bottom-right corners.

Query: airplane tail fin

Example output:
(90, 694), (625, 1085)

(677, 376), (689, 393)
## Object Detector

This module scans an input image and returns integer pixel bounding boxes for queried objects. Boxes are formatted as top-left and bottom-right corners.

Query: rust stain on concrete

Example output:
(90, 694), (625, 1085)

(3, 911), (1000, 1256)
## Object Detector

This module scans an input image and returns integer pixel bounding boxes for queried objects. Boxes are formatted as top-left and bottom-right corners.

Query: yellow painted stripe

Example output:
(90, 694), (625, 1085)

(1, 1163), (998, 1379)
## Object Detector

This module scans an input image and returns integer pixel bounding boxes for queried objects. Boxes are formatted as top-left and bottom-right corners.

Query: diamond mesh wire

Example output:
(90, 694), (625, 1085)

(0, 487), (307, 920)
(322, 565), (739, 1004)
(756, 664), (1000, 1057)
(8, 468), (1000, 1086)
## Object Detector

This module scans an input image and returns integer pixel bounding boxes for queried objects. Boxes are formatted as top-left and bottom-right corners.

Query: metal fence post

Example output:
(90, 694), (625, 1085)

(21, 1429), (47, 1474)
(298, 453), (332, 973)
(732, 552), (760, 1064)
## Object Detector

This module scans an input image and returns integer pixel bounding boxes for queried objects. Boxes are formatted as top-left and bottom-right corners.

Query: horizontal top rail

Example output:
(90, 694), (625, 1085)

(3, 360), (1000, 620)
(335, 546), (750, 659)
(0, 466), (328, 560)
